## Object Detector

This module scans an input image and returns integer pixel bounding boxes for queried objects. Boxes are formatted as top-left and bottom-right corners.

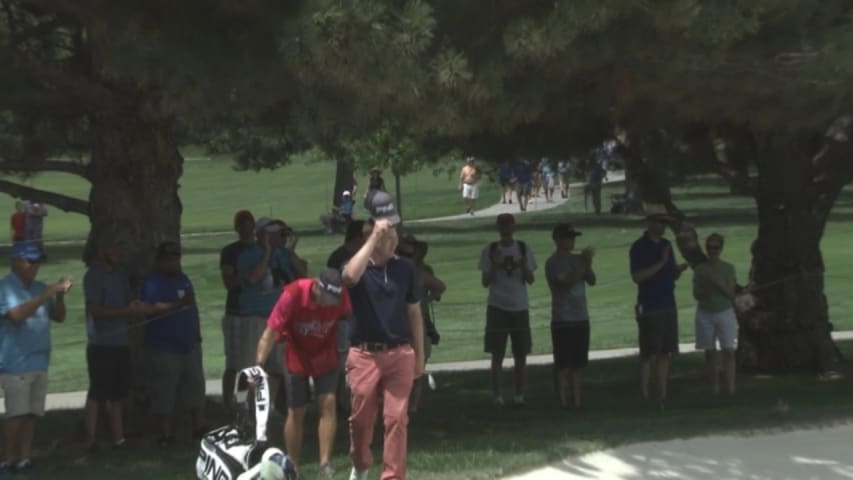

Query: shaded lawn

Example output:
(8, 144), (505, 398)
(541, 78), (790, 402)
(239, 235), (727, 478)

(10, 341), (853, 480)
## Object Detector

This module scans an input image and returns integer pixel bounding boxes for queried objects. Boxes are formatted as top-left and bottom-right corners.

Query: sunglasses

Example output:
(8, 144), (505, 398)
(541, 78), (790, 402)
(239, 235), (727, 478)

(706, 244), (722, 251)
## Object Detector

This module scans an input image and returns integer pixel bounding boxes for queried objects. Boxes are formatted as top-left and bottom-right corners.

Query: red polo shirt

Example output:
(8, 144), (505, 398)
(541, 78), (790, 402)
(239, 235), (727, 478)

(267, 278), (351, 376)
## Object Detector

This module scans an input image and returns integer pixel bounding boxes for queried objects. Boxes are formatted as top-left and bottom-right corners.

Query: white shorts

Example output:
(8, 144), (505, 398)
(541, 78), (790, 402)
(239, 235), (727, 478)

(462, 183), (479, 199)
(695, 308), (737, 350)
(1, 371), (48, 418)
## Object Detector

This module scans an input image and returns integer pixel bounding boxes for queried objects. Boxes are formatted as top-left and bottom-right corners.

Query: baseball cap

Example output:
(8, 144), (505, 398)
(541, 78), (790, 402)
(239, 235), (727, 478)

(496, 213), (515, 226)
(367, 191), (401, 225)
(256, 217), (284, 233)
(11, 242), (46, 261)
(342, 190), (351, 197)
(155, 241), (181, 258)
(233, 210), (254, 229)
(315, 268), (344, 304)
(552, 223), (582, 239)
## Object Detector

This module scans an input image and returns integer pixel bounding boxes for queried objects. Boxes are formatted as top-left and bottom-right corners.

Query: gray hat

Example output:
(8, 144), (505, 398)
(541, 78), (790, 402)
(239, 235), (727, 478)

(316, 268), (344, 304)
(367, 191), (401, 225)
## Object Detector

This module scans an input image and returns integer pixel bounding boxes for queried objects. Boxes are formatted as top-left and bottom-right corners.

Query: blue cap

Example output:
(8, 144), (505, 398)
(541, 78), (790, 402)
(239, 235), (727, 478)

(11, 242), (46, 261)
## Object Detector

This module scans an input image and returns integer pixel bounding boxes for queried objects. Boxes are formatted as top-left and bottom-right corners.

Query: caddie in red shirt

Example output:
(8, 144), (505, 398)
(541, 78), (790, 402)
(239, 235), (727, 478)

(256, 268), (351, 478)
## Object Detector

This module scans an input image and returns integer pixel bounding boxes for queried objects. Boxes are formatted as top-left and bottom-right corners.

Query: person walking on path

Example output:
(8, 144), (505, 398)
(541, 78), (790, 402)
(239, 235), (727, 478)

(342, 192), (425, 480)
(629, 205), (688, 403)
(0, 242), (71, 475)
(545, 224), (596, 409)
(458, 157), (482, 215)
(479, 213), (536, 406)
(255, 268), (352, 478)
(693, 233), (738, 396)
(497, 161), (515, 204)
(514, 160), (533, 212)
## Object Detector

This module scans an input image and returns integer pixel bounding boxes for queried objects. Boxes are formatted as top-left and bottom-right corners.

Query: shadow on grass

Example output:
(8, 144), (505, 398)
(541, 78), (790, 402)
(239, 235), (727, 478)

(19, 341), (853, 480)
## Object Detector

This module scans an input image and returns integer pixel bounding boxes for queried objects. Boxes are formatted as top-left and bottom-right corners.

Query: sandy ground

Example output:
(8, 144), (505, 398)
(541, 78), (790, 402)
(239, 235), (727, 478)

(505, 422), (853, 480)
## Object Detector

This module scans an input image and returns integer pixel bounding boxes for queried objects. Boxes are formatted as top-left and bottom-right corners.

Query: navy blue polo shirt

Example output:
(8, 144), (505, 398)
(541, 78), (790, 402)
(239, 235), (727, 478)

(348, 256), (422, 345)
(629, 233), (676, 312)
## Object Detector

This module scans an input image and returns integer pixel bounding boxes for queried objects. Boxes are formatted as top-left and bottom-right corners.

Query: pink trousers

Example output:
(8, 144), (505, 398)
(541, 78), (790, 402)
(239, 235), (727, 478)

(347, 345), (415, 480)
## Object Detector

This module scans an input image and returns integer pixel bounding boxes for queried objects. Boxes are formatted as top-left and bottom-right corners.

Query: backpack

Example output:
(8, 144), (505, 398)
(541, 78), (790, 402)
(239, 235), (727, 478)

(196, 367), (297, 480)
(489, 241), (528, 283)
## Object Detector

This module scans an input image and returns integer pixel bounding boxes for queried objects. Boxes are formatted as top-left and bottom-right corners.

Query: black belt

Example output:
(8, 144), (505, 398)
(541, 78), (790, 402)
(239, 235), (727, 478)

(354, 342), (406, 352)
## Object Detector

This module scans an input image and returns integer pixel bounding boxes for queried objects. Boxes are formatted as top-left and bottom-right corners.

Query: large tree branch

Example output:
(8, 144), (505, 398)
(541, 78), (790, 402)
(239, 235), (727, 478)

(0, 158), (90, 178)
(0, 179), (89, 215)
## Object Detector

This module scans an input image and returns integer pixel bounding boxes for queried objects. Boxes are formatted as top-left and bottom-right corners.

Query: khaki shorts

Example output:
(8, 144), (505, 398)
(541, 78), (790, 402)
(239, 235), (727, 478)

(1, 371), (48, 418)
(147, 347), (206, 416)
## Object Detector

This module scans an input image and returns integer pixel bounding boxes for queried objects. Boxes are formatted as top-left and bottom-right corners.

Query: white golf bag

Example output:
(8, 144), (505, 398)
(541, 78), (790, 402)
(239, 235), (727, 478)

(196, 366), (297, 480)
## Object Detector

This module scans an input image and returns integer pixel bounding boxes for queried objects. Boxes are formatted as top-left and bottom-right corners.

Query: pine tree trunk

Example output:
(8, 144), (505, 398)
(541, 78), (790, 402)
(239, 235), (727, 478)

(736, 137), (842, 373)
(84, 115), (184, 429)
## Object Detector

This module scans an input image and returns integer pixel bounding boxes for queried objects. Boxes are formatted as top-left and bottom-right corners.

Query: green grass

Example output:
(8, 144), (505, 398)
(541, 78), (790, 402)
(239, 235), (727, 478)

(3, 160), (853, 394)
(11, 341), (853, 480)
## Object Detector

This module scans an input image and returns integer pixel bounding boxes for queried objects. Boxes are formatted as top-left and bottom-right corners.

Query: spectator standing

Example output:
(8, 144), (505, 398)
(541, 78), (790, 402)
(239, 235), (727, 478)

(326, 220), (366, 410)
(219, 210), (256, 410)
(497, 161), (515, 204)
(10, 201), (27, 243)
(514, 160), (533, 212)
(24, 203), (47, 250)
(363, 167), (386, 210)
(458, 157), (482, 215)
(0, 243), (71, 474)
(398, 234), (444, 414)
(586, 160), (607, 215)
(139, 241), (206, 446)
(545, 224), (596, 409)
(479, 213), (536, 406)
(629, 205), (688, 402)
(235, 219), (293, 404)
(256, 269), (352, 478)
(693, 233), (738, 396)
(82, 235), (141, 448)
(342, 191), (425, 480)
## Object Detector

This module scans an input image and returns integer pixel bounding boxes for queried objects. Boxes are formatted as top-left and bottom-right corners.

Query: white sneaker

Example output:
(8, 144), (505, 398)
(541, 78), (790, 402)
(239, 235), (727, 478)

(349, 467), (368, 480)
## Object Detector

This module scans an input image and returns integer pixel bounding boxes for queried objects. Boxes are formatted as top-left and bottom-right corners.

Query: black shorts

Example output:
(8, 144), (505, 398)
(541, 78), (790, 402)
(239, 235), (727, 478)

(484, 306), (532, 357)
(551, 322), (590, 369)
(637, 307), (679, 358)
(86, 345), (132, 402)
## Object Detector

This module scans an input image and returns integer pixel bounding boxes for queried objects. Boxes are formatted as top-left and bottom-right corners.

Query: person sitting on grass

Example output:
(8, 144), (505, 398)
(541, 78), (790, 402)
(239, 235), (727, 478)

(545, 224), (596, 409)
(321, 190), (355, 234)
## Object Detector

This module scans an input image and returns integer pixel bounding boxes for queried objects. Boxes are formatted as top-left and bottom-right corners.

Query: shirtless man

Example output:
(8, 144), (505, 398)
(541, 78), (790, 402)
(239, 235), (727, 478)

(458, 157), (482, 215)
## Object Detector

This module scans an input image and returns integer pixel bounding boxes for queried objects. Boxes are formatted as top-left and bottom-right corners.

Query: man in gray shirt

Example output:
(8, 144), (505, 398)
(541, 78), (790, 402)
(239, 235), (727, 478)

(545, 223), (596, 409)
(478, 213), (536, 406)
(82, 234), (144, 448)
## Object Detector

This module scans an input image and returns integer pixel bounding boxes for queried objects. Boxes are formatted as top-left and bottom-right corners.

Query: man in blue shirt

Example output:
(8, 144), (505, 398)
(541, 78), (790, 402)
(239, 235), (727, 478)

(0, 242), (71, 474)
(342, 192), (424, 480)
(139, 241), (206, 447)
(629, 205), (688, 402)
(514, 160), (533, 212)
